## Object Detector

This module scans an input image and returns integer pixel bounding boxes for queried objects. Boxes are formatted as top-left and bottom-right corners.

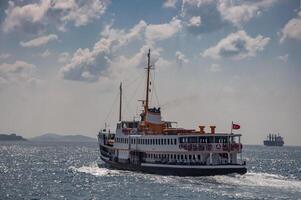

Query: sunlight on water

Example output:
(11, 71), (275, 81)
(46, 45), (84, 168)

(213, 172), (301, 191)
(1, 143), (300, 200)
(69, 162), (121, 177)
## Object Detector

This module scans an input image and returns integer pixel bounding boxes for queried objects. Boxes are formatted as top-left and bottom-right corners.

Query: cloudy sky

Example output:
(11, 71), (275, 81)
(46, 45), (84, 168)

(0, 0), (300, 145)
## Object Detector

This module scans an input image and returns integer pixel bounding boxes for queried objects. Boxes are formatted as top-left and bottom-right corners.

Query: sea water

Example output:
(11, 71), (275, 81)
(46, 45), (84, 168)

(0, 142), (300, 200)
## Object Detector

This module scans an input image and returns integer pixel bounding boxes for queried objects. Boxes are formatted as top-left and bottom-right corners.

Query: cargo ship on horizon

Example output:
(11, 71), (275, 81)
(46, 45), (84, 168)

(263, 133), (284, 147)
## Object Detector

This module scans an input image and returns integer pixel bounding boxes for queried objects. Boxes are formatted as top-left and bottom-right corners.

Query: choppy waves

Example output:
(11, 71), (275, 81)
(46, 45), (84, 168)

(69, 162), (121, 177)
(213, 172), (301, 190)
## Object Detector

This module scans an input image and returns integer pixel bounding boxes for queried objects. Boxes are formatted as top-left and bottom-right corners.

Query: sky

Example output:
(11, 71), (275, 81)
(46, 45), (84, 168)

(0, 0), (300, 145)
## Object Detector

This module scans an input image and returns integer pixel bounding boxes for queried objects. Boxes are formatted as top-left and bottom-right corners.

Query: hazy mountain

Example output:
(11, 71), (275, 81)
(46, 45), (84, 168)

(30, 133), (96, 142)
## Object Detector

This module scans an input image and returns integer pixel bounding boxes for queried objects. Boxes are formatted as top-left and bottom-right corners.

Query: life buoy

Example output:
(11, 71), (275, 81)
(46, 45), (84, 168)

(216, 143), (222, 150)
(207, 144), (212, 151)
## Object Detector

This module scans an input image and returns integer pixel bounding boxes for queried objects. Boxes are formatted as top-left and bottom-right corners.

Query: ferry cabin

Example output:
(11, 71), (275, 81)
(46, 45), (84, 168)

(98, 121), (244, 167)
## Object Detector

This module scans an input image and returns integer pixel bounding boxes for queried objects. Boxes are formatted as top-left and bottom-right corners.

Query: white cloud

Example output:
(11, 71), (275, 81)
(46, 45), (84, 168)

(20, 34), (58, 48)
(188, 16), (201, 27)
(3, 0), (50, 33)
(145, 17), (182, 43)
(163, 0), (178, 8)
(217, 0), (276, 27)
(0, 54), (11, 60)
(209, 63), (221, 72)
(58, 52), (71, 63)
(0, 61), (36, 84)
(60, 0), (108, 27)
(2, 0), (109, 33)
(180, 0), (276, 34)
(39, 49), (51, 58)
(202, 30), (270, 60)
(277, 54), (288, 63)
(280, 11), (301, 43)
(60, 18), (181, 82)
(175, 51), (188, 66)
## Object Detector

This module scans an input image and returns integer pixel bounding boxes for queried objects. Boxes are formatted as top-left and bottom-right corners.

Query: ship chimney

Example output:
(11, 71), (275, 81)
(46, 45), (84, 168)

(210, 126), (216, 134)
(199, 126), (205, 134)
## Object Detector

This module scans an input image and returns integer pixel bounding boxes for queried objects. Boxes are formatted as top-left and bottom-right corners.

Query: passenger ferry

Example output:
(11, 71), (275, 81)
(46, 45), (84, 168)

(97, 50), (247, 176)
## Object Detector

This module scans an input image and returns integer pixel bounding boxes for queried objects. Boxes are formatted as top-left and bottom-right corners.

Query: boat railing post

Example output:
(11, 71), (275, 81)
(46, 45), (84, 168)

(239, 136), (242, 164)
(209, 152), (212, 165)
(227, 152), (230, 164)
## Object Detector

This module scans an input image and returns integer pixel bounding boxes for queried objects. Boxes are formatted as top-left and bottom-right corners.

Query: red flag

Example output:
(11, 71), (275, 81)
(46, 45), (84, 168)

(232, 123), (240, 130)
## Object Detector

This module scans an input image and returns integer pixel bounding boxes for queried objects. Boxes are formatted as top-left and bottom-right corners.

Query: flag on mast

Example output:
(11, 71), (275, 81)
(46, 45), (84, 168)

(232, 123), (240, 130)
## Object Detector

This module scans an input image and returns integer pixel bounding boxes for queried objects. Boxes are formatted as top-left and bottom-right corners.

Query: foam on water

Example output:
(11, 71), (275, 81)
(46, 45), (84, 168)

(213, 172), (301, 191)
(69, 162), (120, 177)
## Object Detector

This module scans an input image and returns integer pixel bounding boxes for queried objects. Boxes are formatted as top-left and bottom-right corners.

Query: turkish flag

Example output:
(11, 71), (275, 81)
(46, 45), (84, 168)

(232, 123), (240, 130)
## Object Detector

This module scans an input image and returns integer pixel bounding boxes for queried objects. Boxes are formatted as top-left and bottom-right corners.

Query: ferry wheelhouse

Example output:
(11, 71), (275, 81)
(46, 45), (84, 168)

(98, 50), (247, 176)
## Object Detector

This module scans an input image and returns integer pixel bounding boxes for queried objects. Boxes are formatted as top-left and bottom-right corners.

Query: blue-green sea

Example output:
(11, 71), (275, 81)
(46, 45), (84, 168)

(0, 142), (300, 200)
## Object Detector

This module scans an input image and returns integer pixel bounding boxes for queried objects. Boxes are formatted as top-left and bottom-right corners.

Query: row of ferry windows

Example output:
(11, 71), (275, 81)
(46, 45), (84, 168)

(146, 153), (202, 160)
(179, 136), (231, 144)
(115, 138), (177, 145)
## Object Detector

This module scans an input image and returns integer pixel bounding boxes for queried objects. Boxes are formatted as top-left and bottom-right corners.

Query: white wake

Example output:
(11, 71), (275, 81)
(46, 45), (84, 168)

(69, 162), (120, 177)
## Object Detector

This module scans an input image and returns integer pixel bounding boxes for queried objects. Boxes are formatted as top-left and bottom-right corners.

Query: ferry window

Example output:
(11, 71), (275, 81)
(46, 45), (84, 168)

(167, 139), (170, 145)
(161, 139), (163, 145)
(198, 155), (201, 160)
(189, 155), (192, 160)
(164, 139), (166, 145)
(189, 137), (197, 143)
(207, 137), (213, 143)
(174, 139), (177, 145)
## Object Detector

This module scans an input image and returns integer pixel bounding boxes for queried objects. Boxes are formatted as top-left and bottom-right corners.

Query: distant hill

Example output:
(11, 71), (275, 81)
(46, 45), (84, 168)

(30, 133), (96, 142)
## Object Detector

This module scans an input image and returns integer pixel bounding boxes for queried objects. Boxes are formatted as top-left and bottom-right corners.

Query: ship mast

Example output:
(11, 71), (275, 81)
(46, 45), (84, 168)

(119, 82), (122, 121)
(145, 49), (151, 114)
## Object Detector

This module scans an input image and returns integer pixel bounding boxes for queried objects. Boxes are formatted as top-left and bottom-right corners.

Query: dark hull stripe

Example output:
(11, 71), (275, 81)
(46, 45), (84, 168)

(100, 157), (247, 176)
